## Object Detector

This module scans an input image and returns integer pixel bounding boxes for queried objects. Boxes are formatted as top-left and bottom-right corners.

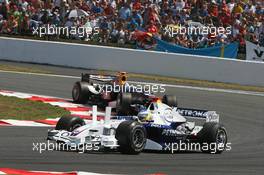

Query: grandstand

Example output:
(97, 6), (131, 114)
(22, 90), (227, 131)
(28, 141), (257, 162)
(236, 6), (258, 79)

(0, 0), (263, 58)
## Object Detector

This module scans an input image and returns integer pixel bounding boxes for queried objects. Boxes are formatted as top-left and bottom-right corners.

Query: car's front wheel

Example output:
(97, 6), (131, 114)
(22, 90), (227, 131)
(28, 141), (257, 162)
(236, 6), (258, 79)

(115, 121), (146, 154)
(55, 116), (85, 132)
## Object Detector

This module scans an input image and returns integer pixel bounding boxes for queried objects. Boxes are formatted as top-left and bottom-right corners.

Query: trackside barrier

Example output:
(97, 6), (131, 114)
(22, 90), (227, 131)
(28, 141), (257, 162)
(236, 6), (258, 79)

(1, 37), (264, 87)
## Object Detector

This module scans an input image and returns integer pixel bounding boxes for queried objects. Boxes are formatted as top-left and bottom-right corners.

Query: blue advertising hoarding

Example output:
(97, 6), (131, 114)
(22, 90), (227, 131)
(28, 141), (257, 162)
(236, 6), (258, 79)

(154, 38), (239, 59)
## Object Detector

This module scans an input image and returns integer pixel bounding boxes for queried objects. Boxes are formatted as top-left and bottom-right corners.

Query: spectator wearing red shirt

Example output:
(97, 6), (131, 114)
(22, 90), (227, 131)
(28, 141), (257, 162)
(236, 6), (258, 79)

(147, 24), (157, 34)
(210, 2), (219, 17)
(132, 0), (141, 11)
(219, 10), (231, 26)
(104, 4), (115, 18)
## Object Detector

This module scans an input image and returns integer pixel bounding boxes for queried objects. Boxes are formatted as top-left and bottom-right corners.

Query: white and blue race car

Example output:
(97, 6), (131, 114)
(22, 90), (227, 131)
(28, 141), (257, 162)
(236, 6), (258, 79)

(47, 97), (227, 154)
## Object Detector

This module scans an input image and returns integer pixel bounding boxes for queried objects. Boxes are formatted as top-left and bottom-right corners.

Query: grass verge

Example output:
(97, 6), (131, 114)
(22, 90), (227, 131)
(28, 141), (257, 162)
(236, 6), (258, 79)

(0, 64), (50, 74)
(0, 95), (70, 120)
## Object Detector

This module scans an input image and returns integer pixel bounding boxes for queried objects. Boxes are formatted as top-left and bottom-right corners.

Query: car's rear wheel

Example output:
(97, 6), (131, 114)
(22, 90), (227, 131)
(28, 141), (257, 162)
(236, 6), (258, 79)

(72, 81), (90, 104)
(115, 121), (146, 154)
(162, 95), (178, 107)
(198, 122), (227, 154)
(55, 116), (85, 132)
(116, 93), (132, 115)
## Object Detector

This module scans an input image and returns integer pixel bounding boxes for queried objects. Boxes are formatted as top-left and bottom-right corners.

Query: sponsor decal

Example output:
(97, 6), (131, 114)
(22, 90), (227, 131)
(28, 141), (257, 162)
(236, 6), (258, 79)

(246, 41), (264, 62)
(162, 129), (182, 136)
(176, 108), (207, 118)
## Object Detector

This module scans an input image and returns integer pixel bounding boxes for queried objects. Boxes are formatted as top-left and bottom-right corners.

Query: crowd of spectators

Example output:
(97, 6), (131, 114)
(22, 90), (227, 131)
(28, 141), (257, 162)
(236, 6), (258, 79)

(0, 0), (263, 51)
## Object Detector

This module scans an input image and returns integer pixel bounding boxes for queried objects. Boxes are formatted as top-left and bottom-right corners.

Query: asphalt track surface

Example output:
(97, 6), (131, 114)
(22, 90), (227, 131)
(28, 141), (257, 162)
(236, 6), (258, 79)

(0, 61), (264, 175)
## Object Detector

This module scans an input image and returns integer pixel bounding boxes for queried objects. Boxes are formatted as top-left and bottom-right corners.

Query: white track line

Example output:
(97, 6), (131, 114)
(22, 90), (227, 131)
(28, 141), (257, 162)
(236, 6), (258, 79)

(0, 70), (79, 79)
(2, 119), (51, 127)
(0, 70), (264, 97)
(0, 90), (72, 101)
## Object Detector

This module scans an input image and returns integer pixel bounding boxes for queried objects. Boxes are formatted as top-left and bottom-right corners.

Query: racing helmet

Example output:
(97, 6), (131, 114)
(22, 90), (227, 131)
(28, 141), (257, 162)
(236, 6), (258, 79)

(117, 72), (127, 85)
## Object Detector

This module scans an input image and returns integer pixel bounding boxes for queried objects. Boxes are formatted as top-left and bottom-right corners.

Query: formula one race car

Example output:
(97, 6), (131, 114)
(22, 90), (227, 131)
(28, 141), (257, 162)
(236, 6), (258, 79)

(48, 98), (228, 154)
(72, 72), (178, 115)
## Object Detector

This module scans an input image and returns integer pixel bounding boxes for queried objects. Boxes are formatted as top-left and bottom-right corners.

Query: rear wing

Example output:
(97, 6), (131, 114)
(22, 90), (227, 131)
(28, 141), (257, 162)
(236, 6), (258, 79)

(81, 74), (117, 84)
(176, 108), (219, 123)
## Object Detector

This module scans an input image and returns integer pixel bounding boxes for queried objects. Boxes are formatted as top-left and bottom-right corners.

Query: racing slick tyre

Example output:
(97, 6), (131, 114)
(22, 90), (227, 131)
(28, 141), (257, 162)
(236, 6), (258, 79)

(115, 120), (147, 154)
(116, 93), (132, 115)
(72, 81), (90, 104)
(197, 122), (227, 154)
(162, 95), (178, 107)
(55, 116), (85, 132)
